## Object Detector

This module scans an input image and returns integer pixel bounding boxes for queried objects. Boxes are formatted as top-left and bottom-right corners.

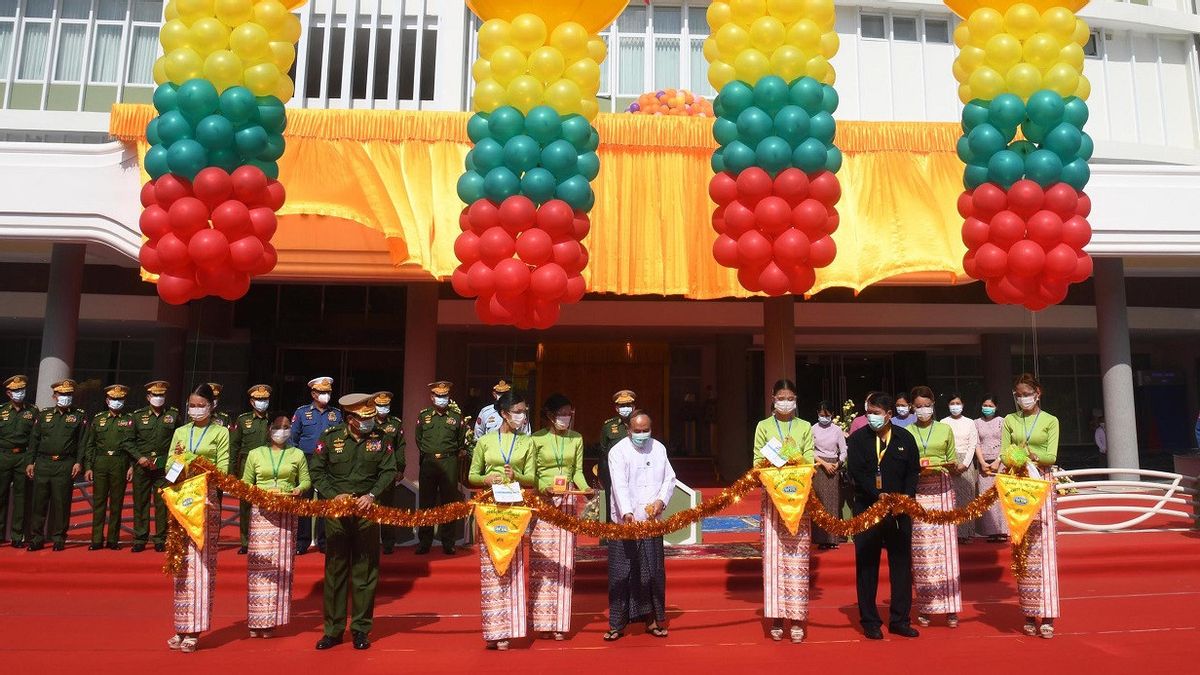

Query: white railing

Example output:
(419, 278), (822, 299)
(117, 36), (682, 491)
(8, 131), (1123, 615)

(1053, 467), (1199, 532)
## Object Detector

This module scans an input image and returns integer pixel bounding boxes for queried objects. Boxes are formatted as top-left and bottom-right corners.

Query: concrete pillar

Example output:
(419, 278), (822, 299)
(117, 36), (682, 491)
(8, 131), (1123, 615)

(154, 300), (189, 408)
(716, 334), (751, 482)
(981, 333), (1015, 415)
(35, 244), (86, 407)
(762, 296), (796, 403)
(402, 282), (439, 480)
(1094, 258), (1140, 478)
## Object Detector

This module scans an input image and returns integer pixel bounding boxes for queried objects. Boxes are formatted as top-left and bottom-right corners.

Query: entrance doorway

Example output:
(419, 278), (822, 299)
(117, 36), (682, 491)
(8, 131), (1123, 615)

(274, 346), (405, 409)
(794, 353), (896, 418)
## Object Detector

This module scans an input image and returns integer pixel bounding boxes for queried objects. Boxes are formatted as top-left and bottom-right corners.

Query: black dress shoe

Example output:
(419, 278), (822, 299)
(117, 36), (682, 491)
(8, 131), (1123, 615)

(315, 635), (343, 650)
(89, 543), (103, 550)
(27, 542), (44, 551)
(864, 626), (884, 640)
(237, 546), (248, 555)
(107, 542), (121, 551)
(382, 544), (394, 555)
(414, 544), (431, 555)
(889, 625), (920, 638)
(131, 543), (146, 553)
(154, 543), (166, 552)
(52, 542), (65, 551)
(442, 544), (456, 555)
(11, 539), (24, 548)
(352, 631), (370, 650)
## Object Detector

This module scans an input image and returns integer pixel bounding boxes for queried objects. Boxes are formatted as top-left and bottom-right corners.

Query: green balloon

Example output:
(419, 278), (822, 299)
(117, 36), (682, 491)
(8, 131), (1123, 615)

(820, 85), (839, 114)
(256, 98), (287, 135)
(467, 114), (490, 143)
(502, 134), (541, 174)
(177, 79), (219, 123)
(561, 114), (592, 150)
(577, 151), (600, 181)
(555, 175), (593, 211)
(1025, 149), (1063, 187)
(967, 123), (1005, 159)
(145, 145), (170, 178)
(483, 166), (520, 202)
(736, 106), (773, 146)
(789, 77), (824, 114)
(195, 114), (234, 151)
(1043, 122), (1082, 161)
(756, 136), (792, 175)
(488, 106), (525, 143)
(714, 117), (739, 145)
(472, 138), (504, 173)
(1009, 139), (1037, 157)
(825, 146), (843, 174)
(961, 100), (990, 134)
(773, 105), (811, 146)
(987, 94), (1025, 135)
(963, 163), (989, 190)
(956, 136), (974, 165)
(153, 83), (179, 114)
(520, 167), (557, 204)
(219, 87), (257, 126)
(1026, 89), (1066, 129)
(524, 106), (561, 146)
(457, 171), (485, 203)
(166, 139), (207, 180)
(261, 134), (286, 162)
(986, 149), (1024, 189)
(541, 139), (578, 180)
(723, 141), (756, 174)
(1061, 158), (1090, 190)
(584, 129), (600, 153)
(718, 81), (754, 118)
(793, 138), (827, 174)
(146, 118), (162, 146)
(711, 149), (726, 174)
(753, 75), (789, 116)
(235, 126), (269, 158)
(156, 111), (192, 146)
(1021, 120), (1048, 144)
(208, 148), (239, 173)
(1063, 97), (1089, 129)
(248, 159), (279, 181)
(809, 111), (836, 145)
(1078, 132), (1094, 161)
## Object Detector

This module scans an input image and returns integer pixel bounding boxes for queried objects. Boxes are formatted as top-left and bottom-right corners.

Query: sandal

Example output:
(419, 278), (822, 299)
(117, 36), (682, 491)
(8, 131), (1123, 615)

(166, 635), (182, 650)
(947, 614), (959, 629)
(646, 624), (668, 638)
(1022, 621), (1038, 636)
(1039, 623), (1054, 639)
(553, 632), (565, 641)
(790, 626), (804, 643)
(179, 637), (198, 653)
(603, 630), (623, 642)
(769, 627), (784, 641)
(916, 615), (931, 627)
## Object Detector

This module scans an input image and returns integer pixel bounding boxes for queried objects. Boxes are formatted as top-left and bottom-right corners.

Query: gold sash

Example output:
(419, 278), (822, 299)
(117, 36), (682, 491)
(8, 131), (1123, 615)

(757, 465), (815, 536)
(475, 503), (533, 576)
(995, 473), (1052, 545)
(163, 473), (209, 549)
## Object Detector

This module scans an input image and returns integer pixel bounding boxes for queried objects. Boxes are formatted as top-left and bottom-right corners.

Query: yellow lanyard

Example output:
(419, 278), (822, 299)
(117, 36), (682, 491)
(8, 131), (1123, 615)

(875, 430), (891, 463)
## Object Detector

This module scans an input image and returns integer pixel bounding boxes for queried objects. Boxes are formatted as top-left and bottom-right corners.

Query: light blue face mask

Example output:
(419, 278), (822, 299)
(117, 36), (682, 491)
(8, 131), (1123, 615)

(356, 418), (376, 433)
(631, 431), (651, 446)
(867, 413), (887, 430)
(981, 406), (996, 417)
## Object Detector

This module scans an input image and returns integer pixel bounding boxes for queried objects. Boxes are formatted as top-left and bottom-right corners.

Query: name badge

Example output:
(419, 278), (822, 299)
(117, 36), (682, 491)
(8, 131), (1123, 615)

(165, 461), (185, 483)
(875, 468), (883, 490)
(552, 475), (569, 494)
(491, 482), (523, 503)
(761, 438), (787, 468)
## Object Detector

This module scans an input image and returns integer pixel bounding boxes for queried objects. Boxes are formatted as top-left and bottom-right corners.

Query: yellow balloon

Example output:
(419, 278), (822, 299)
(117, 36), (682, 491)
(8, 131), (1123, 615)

(1040, 7), (1077, 41)
(550, 22), (589, 61)
(244, 62), (282, 96)
(153, 56), (169, 85)
(953, 60), (969, 84)
(1006, 63), (1042, 100)
(545, 78), (583, 114)
(253, 0), (290, 35)
(734, 49), (770, 84)
(750, 16), (786, 53)
(189, 17), (229, 56)
(767, 0), (804, 24)
(160, 19), (193, 53)
(511, 13), (548, 53)
(229, 23), (271, 62)
(703, 36), (720, 64)
(770, 45), (805, 82)
(1004, 4), (1040, 42)
(474, 78), (506, 112)
(165, 48), (204, 84)
(490, 45), (526, 85)
(472, 58), (493, 83)
(819, 31), (839, 59)
(966, 8), (1004, 46)
(803, 0), (836, 32)
(164, 0), (179, 21)
(709, 60), (737, 91)
(958, 45), (986, 70)
(466, 0), (625, 35)
(804, 55), (831, 82)
(1071, 19), (1090, 47)
(203, 49), (243, 88)
(478, 20), (512, 60)
(1074, 74), (1091, 100)
(1059, 42), (1085, 70)
(564, 58), (601, 93)
(176, 0), (214, 24)
(730, 0), (767, 28)
(967, 66), (1005, 101)
(213, 0), (252, 28)
(715, 23), (751, 61)
(272, 76), (294, 104)
(1043, 62), (1080, 97)
(587, 37), (607, 64)
(1023, 32), (1060, 71)
(528, 46), (565, 84)
(958, 83), (975, 105)
(580, 98), (599, 122)
(707, 1), (732, 30)
(984, 33), (1021, 72)
(785, 19), (821, 54)
(506, 74), (545, 113)
(273, 12), (302, 44)
(268, 41), (295, 72)
(953, 23), (970, 49)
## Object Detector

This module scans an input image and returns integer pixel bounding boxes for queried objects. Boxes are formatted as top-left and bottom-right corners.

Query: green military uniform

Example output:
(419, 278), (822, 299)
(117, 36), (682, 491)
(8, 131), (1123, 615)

(0, 375), (36, 545)
(415, 381), (467, 551)
(373, 390), (407, 552)
(230, 384), (273, 550)
(597, 390), (637, 524)
(310, 394), (398, 646)
(207, 382), (233, 429)
(82, 385), (136, 548)
(28, 379), (86, 549)
(130, 380), (180, 549)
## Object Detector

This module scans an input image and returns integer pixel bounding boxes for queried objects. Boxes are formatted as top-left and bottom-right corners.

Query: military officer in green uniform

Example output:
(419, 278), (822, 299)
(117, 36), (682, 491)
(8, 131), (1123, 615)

(372, 391), (407, 554)
(0, 375), (36, 547)
(208, 382), (233, 428)
(598, 390), (637, 523)
(311, 393), (398, 651)
(415, 381), (467, 555)
(130, 380), (179, 553)
(230, 384), (273, 554)
(26, 379), (86, 551)
(82, 384), (136, 550)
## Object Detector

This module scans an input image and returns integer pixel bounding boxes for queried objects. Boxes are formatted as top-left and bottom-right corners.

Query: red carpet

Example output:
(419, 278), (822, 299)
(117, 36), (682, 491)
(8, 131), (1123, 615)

(2, 527), (1198, 673)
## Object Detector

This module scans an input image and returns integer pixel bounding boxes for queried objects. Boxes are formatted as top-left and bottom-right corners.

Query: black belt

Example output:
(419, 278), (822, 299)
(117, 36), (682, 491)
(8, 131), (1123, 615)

(426, 452), (457, 459)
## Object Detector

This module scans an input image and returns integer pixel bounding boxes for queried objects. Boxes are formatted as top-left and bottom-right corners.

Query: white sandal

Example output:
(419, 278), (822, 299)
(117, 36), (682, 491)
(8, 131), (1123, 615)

(790, 626), (805, 643)
(166, 635), (182, 650)
(179, 637), (198, 653)
(1022, 622), (1038, 636)
(1039, 624), (1054, 639)
(769, 627), (784, 641)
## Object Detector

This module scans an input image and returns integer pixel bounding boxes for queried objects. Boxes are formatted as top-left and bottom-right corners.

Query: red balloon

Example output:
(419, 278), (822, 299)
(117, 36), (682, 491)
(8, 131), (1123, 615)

(957, 191), (975, 220)
(535, 200), (575, 238)
(139, 243), (162, 274)
(1023, 298), (1050, 312)
(493, 258), (531, 295)
(189, 229), (230, 268)
(736, 230), (772, 265)
(1026, 211), (1063, 249)
(1043, 183), (1078, 218)
(713, 234), (740, 267)
(229, 236), (265, 272)
(1007, 180), (1044, 218)
(994, 276), (1027, 304)
(772, 229), (810, 266)
(988, 210), (1024, 249)
(248, 207), (278, 241)
(1004, 272), (1040, 297)
(787, 265), (816, 295)
(454, 230), (482, 264)
(1069, 252), (1093, 283)
(758, 263), (790, 296)
(1008, 240), (1046, 277)
(962, 217), (990, 249)
(168, 197), (210, 241)
(157, 274), (196, 305)
(262, 181), (286, 211)
(530, 300), (561, 330)
(974, 242), (1008, 278)
(467, 199), (500, 233)
(1075, 192), (1091, 217)
(478, 227), (516, 265)
(515, 228), (552, 265)
(451, 265), (476, 298)
(723, 201), (756, 237)
(736, 167), (772, 206)
(708, 172), (738, 206)
(140, 182), (158, 208)
(1039, 278), (1069, 305)
(737, 263), (765, 292)
(231, 166), (269, 204)
(755, 196), (792, 236)
(711, 205), (727, 235)
(211, 200), (252, 239)
(474, 296), (499, 325)
(962, 251), (978, 278)
(154, 175), (192, 209)
(972, 183), (1007, 217)
(193, 168), (233, 209)
(196, 264), (234, 293)
(251, 243), (278, 276)
(563, 274), (586, 303)
(551, 239), (582, 269)
(459, 207), (472, 232)
(1061, 215), (1092, 250)
(156, 233), (191, 272)
(572, 214), (590, 240)
(772, 168), (809, 205)
(140, 205), (172, 241)
(984, 279), (1006, 304)
(491, 292), (527, 323)
(498, 196), (537, 234)
(791, 199), (827, 234)
(217, 272), (251, 301)
(824, 208), (840, 235)
(808, 236), (836, 268)
(570, 245), (589, 275)
(808, 171), (841, 206)
(530, 263), (569, 300)
(467, 261), (496, 295)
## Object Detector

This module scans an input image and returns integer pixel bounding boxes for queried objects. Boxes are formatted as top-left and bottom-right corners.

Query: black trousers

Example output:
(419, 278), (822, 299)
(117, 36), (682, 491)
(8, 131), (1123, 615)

(853, 513), (913, 630)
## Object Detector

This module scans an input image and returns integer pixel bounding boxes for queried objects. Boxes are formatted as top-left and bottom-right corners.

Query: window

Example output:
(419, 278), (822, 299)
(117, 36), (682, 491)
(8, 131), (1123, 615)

(1084, 31), (1102, 58)
(301, 13), (439, 104)
(861, 11), (954, 45)
(893, 16), (918, 42)
(925, 18), (951, 44)
(861, 14), (886, 40)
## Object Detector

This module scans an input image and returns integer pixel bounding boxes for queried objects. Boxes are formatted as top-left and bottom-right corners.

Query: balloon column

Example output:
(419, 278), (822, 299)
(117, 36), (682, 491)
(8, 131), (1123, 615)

(453, 1), (625, 329)
(626, 89), (715, 117)
(704, 0), (842, 296)
(138, 0), (303, 305)
(949, 1), (1094, 311)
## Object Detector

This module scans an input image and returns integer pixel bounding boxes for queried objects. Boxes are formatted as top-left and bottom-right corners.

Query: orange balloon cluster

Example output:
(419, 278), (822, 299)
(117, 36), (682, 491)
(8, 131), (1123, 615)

(627, 89), (714, 117)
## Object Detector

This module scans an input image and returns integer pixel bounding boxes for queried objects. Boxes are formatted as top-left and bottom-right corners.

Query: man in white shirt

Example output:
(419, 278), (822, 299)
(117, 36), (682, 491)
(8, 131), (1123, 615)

(474, 380), (529, 437)
(604, 412), (676, 641)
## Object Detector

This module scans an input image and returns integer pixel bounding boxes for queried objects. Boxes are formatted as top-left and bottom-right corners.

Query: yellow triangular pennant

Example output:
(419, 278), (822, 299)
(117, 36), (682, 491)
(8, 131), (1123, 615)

(995, 473), (1052, 545)
(162, 473), (209, 549)
(474, 503), (533, 576)
(758, 465), (815, 536)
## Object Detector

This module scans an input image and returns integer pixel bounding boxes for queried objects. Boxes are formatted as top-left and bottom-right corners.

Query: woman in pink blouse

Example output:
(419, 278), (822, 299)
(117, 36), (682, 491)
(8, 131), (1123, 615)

(974, 395), (1008, 542)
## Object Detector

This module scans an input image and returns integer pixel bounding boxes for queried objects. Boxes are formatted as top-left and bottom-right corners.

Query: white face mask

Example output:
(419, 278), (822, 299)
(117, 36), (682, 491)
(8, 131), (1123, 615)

(915, 406), (934, 421)
(774, 400), (797, 414)
(617, 405), (633, 418)
(10, 390), (26, 403)
(188, 405), (210, 421)
(316, 393), (331, 405)
(1016, 394), (1038, 411)
(107, 399), (124, 412)
(507, 412), (527, 428)
(252, 400), (270, 413)
(376, 405), (390, 416)
(56, 395), (73, 408)
(949, 404), (964, 416)
(818, 415), (832, 426)
(553, 415), (572, 430)
(149, 395), (165, 408)
(631, 431), (651, 446)
(434, 396), (449, 408)
(270, 429), (290, 445)
(895, 405), (910, 417)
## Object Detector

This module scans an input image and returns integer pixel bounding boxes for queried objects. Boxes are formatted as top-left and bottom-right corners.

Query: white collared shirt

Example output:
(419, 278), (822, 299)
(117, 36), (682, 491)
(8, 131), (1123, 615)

(474, 403), (530, 437)
(608, 436), (676, 522)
